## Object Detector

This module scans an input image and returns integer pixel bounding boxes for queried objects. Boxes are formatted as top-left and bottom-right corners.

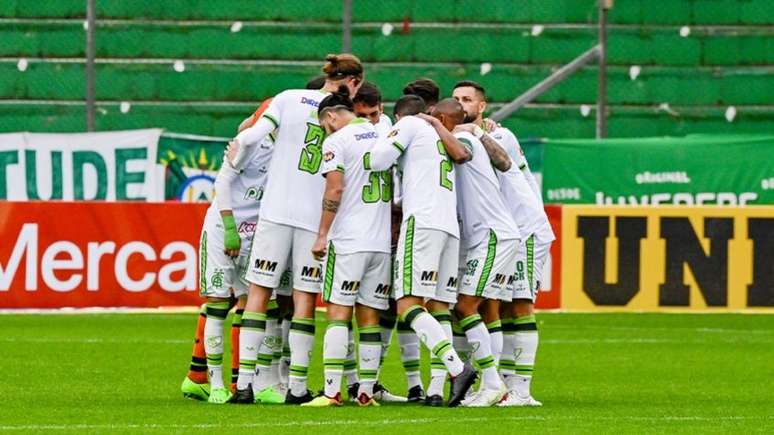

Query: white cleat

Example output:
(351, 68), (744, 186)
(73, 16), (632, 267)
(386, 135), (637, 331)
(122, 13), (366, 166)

(462, 386), (507, 407)
(373, 386), (408, 403)
(497, 391), (543, 407)
(459, 388), (480, 407)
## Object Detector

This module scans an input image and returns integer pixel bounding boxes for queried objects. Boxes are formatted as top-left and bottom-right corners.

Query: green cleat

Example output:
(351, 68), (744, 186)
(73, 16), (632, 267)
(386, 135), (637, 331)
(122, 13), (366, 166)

(255, 385), (285, 404)
(208, 387), (233, 404)
(181, 377), (210, 401)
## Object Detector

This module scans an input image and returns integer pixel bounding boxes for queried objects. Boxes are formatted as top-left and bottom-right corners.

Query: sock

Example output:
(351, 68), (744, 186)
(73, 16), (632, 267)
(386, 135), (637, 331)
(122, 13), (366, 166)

(289, 316), (316, 396)
(499, 318), (517, 382)
(253, 305), (280, 392)
(452, 321), (471, 362)
(512, 314), (539, 397)
(323, 321), (348, 398)
(357, 325), (382, 398)
(229, 308), (243, 389)
(279, 314), (291, 386)
(271, 320), (282, 387)
(403, 305), (463, 377)
(397, 319), (421, 389)
(378, 312), (397, 366)
(186, 304), (208, 384)
(204, 301), (230, 390)
(487, 319), (503, 368)
(236, 311), (267, 390)
(344, 322), (358, 387)
(460, 313), (501, 390)
(428, 310), (452, 397)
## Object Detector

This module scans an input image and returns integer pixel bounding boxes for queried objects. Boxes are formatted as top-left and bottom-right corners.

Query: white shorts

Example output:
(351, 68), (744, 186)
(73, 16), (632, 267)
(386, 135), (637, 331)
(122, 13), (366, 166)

(274, 268), (293, 297)
(198, 216), (252, 299)
(508, 234), (552, 302)
(321, 245), (391, 311)
(244, 219), (322, 293)
(394, 217), (459, 304)
(459, 231), (519, 300)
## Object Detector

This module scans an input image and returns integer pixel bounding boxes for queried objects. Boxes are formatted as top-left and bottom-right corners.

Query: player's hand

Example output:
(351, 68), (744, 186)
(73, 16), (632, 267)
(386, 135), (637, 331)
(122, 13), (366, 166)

(311, 236), (327, 261)
(222, 213), (240, 258)
(225, 140), (239, 167)
(415, 113), (439, 125)
(453, 123), (477, 134)
(483, 118), (500, 132)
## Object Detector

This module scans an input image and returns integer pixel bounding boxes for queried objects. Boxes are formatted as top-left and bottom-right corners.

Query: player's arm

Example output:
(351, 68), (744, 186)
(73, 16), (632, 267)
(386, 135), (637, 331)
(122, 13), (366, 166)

(369, 135), (403, 171)
(479, 131), (512, 172)
(230, 95), (282, 169)
(213, 161), (241, 258)
(416, 113), (471, 163)
(311, 137), (345, 260)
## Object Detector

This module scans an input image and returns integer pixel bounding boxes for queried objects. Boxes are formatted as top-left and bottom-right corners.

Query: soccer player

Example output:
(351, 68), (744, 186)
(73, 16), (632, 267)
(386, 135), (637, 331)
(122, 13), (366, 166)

(368, 95), (477, 407)
(229, 54), (364, 404)
(452, 80), (555, 407)
(299, 90), (392, 407)
(403, 78), (440, 113)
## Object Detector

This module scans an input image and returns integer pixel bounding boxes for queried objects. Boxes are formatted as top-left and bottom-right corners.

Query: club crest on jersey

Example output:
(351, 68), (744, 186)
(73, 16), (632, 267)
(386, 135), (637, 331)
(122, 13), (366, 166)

(211, 269), (225, 289)
(323, 151), (335, 162)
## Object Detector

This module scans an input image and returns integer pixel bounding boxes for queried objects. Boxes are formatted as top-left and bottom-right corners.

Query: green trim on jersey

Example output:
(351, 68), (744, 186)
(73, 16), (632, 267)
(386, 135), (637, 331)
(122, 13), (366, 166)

(475, 230), (498, 297)
(349, 117), (368, 125)
(526, 234), (535, 294)
(392, 141), (405, 154)
(402, 216), (415, 296)
(199, 231), (207, 295)
(336, 164), (345, 173)
(323, 242), (336, 302)
(262, 114), (279, 129)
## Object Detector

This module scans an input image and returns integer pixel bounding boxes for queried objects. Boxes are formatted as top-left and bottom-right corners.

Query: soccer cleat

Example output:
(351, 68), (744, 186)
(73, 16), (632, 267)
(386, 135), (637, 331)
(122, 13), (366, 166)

(347, 383), (360, 402)
(406, 385), (426, 402)
(208, 387), (233, 404)
(424, 394), (444, 407)
(357, 392), (381, 407)
(181, 377), (210, 401)
(285, 389), (315, 405)
(301, 393), (343, 407)
(497, 392), (542, 407)
(462, 386), (507, 407)
(230, 385), (255, 404)
(460, 389), (480, 407)
(373, 383), (407, 403)
(254, 385), (285, 404)
(447, 361), (478, 407)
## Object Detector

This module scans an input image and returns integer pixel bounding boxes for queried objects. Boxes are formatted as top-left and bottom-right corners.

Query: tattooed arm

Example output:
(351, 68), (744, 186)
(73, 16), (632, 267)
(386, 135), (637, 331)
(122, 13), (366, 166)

(312, 170), (344, 260)
(479, 131), (512, 172)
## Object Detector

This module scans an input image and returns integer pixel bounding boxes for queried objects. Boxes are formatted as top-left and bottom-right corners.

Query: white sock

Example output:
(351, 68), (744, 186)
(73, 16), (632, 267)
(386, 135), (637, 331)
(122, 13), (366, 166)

(237, 311), (267, 390)
(279, 316), (291, 386)
(452, 325), (471, 362)
(513, 315), (539, 397)
(487, 320), (503, 368)
(499, 318), (517, 382)
(404, 306), (463, 377)
(357, 325), (382, 398)
(323, 321), (348, 398)
(288, 317), (315, 396)
(379, 314), (396, 369)
(270, 319), (282, 386)
(253, 317), (279, 392)
(397, 320), (422, 389)
(428, 310), (453, 396)
(460, 314), (502, 390)
(204, 302), (229, 389)
(344, 324), (358, 387)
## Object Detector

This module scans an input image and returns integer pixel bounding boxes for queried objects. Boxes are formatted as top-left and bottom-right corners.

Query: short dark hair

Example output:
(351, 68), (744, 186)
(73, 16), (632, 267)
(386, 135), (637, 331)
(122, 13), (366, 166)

(353, 81), (382, 106)
(393, 95), (426, 118)
(306, 75), (326, 90)
(453, 80), (486, 100)
(318, 85), (354, 116)
(402, 78), (440, 106)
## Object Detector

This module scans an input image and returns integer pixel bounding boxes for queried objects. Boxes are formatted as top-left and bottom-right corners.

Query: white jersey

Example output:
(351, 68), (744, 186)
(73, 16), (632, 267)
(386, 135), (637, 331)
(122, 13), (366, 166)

(320, 118), (391, 255)
(380, 116), (459, 238)
(491, 127), (543, 205)
(375, 113), (392, 137)
(252, 88), (330, 232)
(491, 127), (555, 243)
(454, 131), (520, 249)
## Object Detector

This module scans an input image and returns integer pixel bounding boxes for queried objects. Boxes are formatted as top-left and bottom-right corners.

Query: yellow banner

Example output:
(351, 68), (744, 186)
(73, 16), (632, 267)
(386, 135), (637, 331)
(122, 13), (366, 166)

(561, 206), (774, 312)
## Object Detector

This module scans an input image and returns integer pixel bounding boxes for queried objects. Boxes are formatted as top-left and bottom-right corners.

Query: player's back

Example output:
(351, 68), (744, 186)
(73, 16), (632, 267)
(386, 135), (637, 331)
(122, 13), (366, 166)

(324, 119), (391, 254)
(259, 88), (330, 232)
(454, 131), (520, 248)
(394, 116), (458, 238)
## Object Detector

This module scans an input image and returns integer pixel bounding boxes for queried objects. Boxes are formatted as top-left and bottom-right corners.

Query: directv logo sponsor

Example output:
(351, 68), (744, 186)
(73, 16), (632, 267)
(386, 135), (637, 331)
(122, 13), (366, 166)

(300, 97), (319, 107)
(355, 132), (378, 141)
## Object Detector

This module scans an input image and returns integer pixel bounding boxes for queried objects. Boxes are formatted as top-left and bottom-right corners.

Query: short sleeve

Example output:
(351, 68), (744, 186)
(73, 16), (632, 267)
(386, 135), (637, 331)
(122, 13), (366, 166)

(321, 134), (345, 176)
(386, 116), (419, 155)
(260, 91), (287, 130)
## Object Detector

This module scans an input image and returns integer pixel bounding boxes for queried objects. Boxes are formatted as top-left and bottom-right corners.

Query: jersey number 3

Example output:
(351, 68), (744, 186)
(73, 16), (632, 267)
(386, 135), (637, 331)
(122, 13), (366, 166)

(298, 123), (325, 174)
(361, 152), (392, 203)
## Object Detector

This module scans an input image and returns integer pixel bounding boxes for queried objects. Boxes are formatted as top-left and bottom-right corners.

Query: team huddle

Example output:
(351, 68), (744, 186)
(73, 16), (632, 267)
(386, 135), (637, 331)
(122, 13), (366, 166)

(180, 53), (554, 408)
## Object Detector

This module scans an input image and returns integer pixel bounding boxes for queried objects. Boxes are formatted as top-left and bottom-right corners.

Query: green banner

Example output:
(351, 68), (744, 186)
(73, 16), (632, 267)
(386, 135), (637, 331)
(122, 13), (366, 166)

(157, 133), (226, 201)
(542, 134), (774, 205)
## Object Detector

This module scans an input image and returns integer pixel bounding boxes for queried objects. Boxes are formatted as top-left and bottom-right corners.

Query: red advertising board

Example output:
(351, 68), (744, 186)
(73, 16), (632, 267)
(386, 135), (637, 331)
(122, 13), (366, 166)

(535, 205), (562, 310)
(0, 202), (208, 308)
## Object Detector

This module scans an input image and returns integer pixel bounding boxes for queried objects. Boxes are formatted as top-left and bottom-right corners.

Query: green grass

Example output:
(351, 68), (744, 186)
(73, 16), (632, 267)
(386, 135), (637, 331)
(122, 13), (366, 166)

(1, 313), (773, 434)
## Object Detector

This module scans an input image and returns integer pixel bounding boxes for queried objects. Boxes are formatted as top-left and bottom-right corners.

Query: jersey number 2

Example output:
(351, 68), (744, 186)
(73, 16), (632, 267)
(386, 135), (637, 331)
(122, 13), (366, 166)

(436, 140), (453, 191)
(298, 123), (325, 174)
(361, 152), (392, 203)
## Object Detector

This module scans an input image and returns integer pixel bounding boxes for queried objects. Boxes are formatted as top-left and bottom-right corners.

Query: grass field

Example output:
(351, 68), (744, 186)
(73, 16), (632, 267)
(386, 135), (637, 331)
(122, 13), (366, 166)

(1, 312), (773, 434)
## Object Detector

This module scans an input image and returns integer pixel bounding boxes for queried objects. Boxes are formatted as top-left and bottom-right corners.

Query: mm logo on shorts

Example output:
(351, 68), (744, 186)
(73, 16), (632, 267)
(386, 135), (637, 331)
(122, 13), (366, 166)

(341, 280), (360, 293)
(493, 274), (508, 286)
(375, 283), (391, 298)
(446, 277), (458, 289)
(301, 266), (321, 282)
(420, 270), (438, 285)
(254, 259), (278, 273)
